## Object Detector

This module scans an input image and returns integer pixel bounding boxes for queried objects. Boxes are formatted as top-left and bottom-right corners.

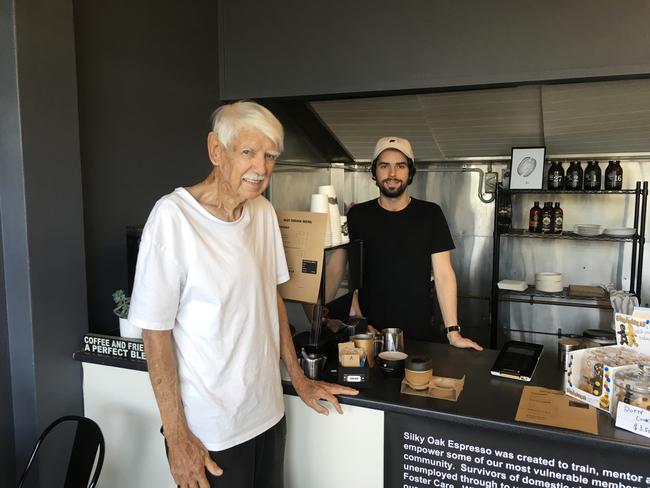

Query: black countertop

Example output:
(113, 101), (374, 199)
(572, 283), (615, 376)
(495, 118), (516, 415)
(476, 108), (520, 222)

(75, 340), (650, 452)
(283, 340), (650, 453)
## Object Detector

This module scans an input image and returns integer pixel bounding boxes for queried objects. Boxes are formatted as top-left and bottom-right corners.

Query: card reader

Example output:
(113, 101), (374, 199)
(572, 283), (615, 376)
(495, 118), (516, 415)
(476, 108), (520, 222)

(490, 341), (543, 382)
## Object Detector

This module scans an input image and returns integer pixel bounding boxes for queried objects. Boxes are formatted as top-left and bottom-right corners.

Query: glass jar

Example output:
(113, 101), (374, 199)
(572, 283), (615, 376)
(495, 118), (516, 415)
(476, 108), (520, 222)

(612, 362), (650, 419)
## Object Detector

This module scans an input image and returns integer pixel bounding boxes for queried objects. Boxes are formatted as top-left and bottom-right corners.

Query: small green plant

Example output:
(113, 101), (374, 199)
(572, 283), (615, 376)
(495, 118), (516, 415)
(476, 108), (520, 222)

(112, 289), (130, 319)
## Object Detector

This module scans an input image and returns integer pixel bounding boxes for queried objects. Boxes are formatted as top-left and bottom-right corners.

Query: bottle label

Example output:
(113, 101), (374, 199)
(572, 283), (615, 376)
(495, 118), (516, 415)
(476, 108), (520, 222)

(554, 217), (563, 232)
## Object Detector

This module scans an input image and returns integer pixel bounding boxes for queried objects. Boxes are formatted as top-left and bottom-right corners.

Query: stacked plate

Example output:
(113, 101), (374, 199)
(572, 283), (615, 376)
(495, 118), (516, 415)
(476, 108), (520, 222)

(535, 272), (563, 293)
(603, 227), (636, 237)
(575, 224), (602, 237)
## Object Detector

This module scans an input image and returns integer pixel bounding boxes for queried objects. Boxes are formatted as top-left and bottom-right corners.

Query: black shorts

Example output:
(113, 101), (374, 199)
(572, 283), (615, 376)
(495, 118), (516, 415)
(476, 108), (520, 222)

(164, 417), (286, 488)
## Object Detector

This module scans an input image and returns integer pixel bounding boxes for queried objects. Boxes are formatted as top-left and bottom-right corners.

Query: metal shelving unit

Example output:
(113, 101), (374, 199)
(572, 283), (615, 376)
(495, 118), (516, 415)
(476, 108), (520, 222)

(489, 181), (648, 348)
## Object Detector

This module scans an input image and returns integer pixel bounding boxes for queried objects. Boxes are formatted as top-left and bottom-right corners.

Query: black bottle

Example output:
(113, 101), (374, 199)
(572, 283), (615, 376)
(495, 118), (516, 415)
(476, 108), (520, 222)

(584, 160), (602, 190)
(605, 160), (623, 190)
(565, 161), (583, 191)
(547, 161), (564, 190)
(529, 201), (542, 233)
(496, 184), (512, 232)
(552, 202), (563, 234)
(541, 202), (553, 233)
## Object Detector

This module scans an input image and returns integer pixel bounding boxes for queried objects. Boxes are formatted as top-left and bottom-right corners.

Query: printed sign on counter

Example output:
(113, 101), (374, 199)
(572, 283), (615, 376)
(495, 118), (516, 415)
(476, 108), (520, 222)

(616, 402), (650, 439)
(276, 210), (328, 303)
(83, 333), (146, 361)
(384, 411), (650, 488)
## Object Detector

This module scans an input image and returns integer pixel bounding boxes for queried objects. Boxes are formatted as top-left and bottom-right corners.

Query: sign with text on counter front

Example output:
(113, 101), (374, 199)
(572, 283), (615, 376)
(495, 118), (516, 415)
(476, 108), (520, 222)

(384, 411), (650, 488)
(83, 333), (146, 361)
(277, 210), (327, 303)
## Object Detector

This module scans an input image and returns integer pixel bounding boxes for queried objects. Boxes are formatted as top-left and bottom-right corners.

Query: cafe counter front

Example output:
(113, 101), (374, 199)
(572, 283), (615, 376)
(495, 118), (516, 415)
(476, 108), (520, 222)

(75, 341), (650, 488)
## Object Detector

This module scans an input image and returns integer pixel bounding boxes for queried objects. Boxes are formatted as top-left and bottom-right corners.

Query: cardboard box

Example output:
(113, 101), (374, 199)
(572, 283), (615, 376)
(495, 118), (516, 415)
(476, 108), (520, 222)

(565, 313), (650, 413)
(276, 210), (328, 303)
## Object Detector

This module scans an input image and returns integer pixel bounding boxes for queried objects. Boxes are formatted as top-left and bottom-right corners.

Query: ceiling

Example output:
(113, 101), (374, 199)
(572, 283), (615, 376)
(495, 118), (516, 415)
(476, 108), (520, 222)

(310, 79), (650, 161)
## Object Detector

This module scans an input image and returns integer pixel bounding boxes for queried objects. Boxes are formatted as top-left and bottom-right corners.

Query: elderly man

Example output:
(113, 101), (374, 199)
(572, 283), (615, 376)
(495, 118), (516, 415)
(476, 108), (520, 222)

(348, 136), (482, 351)
(128, 101), (357, 488)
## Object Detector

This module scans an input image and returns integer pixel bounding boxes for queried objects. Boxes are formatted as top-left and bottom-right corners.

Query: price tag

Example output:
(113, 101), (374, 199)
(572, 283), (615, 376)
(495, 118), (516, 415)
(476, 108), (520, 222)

(615, 402), (650, 439)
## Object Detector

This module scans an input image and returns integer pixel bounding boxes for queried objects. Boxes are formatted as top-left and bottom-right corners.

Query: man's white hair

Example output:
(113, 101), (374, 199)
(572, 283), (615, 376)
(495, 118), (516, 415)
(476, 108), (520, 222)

(210, 101), (284, 153)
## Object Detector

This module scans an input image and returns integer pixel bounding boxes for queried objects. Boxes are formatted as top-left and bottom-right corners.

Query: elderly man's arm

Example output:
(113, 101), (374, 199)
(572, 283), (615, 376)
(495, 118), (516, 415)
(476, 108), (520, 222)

(142, 329), (222, 487)
(277, 290), (358, 414)
(431, 251), (483, 351)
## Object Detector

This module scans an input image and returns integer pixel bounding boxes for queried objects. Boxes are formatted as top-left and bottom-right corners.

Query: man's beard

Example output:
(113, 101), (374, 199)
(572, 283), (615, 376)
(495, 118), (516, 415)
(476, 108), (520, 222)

(377, 178), (408, 198)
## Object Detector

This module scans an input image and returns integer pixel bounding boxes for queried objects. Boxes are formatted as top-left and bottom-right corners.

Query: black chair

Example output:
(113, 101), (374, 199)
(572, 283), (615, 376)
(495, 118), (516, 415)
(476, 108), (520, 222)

(17, 415), (105, 488)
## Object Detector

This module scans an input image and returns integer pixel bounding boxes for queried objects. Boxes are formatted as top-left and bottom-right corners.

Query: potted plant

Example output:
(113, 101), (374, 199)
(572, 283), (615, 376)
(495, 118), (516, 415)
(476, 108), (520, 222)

(112, 289), (141, 339)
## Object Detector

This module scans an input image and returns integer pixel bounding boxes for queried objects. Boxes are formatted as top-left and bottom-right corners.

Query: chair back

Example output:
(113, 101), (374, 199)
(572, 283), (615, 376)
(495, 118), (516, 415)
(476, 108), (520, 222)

(17, 415), (105, 488)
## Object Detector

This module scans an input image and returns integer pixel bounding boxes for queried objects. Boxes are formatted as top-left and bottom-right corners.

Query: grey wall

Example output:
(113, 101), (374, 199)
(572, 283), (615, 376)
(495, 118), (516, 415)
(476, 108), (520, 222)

(0, 218), (15, 488)
(74, 0), (221, 332)
(1, 0), (86, 483)
(219, 0), (650, 99)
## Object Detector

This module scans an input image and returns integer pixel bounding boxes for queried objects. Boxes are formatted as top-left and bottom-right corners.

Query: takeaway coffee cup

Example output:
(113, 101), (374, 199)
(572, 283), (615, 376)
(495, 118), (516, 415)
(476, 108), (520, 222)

(381, 328), (404, 353)
(351, 333), (381, 367)
(405, 355), (433, 390)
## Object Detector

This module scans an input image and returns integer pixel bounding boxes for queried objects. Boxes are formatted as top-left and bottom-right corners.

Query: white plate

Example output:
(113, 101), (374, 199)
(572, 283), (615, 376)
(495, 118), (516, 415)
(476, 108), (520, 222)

(603, 227), (636, 237)
(536, 282), (564, 293)
(575, 225), (602, 236)
(535, 272), (563, 282)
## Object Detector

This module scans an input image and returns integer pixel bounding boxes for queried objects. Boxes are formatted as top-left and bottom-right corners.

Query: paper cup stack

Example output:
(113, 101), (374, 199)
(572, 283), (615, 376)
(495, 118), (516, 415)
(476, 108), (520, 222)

(310, 185), (342, 247)
(535, 272), (563, 293)
(310, 193), (332, 247)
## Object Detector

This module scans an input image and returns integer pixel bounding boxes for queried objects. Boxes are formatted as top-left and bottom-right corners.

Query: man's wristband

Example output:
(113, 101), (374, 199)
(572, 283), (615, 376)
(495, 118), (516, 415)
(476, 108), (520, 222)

(445, 325), (461, 334)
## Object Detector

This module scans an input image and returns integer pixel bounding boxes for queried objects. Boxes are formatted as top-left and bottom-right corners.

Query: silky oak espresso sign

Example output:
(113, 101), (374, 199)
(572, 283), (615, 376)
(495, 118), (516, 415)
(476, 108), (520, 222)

(385, 411), (649, 488)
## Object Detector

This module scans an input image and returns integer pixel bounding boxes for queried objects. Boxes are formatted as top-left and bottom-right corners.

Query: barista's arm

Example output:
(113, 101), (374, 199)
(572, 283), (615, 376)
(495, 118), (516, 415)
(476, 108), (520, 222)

(277, 289), (358, 414)
(142, 329), (222, 487)
(431, 251), (483, 351)
(351, 289), (362, 317)
(351, 290), (380, 334)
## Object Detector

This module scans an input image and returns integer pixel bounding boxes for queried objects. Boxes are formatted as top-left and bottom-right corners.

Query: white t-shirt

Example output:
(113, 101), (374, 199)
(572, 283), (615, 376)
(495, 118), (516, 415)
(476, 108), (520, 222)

(128, 188), (289, 451)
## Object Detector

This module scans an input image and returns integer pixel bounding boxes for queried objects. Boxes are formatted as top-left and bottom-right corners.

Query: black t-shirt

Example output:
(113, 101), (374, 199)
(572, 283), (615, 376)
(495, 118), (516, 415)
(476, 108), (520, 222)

(347, 198), (455, 341)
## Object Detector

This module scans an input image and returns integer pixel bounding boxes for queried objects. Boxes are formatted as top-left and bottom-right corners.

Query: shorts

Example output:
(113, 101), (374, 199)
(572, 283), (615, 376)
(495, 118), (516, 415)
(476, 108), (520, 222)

(164, 416), (287, 488)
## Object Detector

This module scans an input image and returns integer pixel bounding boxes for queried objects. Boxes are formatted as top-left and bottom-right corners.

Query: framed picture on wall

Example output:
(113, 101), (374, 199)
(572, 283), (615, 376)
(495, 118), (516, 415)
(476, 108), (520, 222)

(509, 147), (546, 190)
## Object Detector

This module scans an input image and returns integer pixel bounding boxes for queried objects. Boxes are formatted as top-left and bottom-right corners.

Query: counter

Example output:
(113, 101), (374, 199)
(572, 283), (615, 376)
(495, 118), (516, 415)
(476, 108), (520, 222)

(75, 341), (650, 488)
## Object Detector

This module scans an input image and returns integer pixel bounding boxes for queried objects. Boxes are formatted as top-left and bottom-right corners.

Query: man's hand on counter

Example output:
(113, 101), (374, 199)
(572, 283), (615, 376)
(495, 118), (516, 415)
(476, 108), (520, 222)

(447, 331), (484, 351)
(292, 375), (359, 415)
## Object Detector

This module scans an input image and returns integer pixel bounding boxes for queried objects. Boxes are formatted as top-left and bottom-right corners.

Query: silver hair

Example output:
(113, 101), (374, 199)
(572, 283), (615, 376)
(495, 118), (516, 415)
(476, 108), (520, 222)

(210, 100), (284, 153)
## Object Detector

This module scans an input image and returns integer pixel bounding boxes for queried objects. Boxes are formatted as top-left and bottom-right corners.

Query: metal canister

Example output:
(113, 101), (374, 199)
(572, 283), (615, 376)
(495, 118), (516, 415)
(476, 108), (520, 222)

(559, 338), (581, 391)
(558, 338), (581, 369)
(558, 338), (601, 390)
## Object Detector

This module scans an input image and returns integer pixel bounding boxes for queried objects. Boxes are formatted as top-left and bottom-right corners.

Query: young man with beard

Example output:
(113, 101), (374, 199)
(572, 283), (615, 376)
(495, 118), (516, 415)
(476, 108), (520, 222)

(347, 136), (482, 350)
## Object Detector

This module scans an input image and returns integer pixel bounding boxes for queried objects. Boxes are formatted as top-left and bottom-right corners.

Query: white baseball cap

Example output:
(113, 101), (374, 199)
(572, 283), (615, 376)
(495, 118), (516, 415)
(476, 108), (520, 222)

(372, 136), (414, 162)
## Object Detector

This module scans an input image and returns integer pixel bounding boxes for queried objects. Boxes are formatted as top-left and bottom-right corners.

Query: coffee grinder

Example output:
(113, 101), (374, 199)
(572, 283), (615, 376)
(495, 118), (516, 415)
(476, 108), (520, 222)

(292, 239), (365, 373)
